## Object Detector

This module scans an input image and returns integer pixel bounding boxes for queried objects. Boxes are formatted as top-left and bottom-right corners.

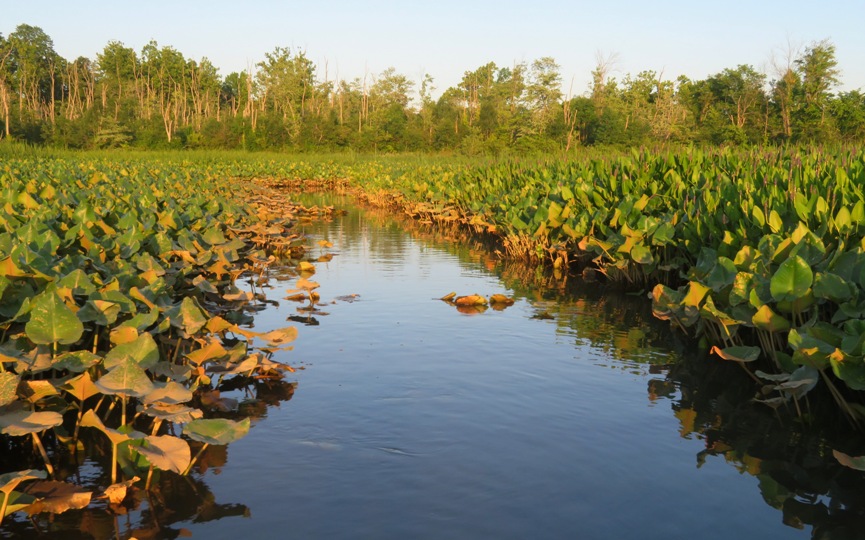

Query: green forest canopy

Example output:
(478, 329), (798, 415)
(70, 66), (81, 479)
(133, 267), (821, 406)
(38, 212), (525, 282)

(0, 23), (863, 153)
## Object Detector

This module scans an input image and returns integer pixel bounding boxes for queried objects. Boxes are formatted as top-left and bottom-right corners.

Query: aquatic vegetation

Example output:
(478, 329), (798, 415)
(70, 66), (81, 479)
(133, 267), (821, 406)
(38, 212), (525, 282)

(0, 156), (325, 524)
(244, 147), (865, 416)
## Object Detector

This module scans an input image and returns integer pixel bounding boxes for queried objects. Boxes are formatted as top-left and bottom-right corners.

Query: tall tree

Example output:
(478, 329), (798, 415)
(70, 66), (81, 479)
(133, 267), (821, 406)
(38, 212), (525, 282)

(794, 39), (840, 138)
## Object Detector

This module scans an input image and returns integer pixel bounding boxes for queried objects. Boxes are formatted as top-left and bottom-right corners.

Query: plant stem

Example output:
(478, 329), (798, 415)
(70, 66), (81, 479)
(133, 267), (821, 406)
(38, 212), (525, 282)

(0, 490), (10, 526)
(145, 465), (155, 491)
(31, 432), (54, 478)
(111, 442), (118, 484)
(183, 443), (209, 476)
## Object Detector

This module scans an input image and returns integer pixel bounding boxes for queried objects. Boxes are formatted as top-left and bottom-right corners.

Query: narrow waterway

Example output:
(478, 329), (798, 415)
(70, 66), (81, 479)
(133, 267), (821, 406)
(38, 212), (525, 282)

(16, 194), (865, 540)
(172, 194), (863, 540)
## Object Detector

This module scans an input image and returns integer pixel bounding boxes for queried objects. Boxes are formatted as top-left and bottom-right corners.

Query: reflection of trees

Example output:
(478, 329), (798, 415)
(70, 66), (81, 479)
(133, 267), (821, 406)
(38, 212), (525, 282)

(290, 191), (865, 539)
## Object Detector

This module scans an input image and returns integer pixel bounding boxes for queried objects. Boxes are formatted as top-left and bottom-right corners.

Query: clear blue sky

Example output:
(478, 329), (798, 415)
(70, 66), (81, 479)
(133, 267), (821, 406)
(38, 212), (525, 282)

(5, 0), (864, 99)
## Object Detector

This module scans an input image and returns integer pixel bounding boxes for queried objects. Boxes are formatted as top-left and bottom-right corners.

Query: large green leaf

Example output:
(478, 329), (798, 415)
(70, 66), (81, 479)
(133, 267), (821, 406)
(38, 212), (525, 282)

(165, 297), (209, 336)
(104, 333), (159, 370)
(770, 255), (813, 303)
(752, 305), (790, 333)
(183, 417), (250, 445)
(136, 435), (191, 474)
(24, 291), (84, 346)
(94, 359), (154, 398)
(710, 345), (761, 363)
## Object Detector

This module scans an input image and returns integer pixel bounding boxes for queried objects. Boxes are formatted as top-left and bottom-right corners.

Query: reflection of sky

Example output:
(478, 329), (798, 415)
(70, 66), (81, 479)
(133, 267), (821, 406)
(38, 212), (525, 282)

(201, 200), (808, 539)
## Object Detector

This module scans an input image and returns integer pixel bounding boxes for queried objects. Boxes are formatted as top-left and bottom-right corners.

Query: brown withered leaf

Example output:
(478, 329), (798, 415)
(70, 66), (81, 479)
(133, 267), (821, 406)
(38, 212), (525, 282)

(489, 294), (515, 306)
(22, 480), (92, 515)
(454, 294), (488, 307)
(101, 476), (140, 505)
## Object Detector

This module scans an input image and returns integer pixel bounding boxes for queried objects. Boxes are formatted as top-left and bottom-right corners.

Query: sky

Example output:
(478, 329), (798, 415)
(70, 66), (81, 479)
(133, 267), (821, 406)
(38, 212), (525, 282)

(4, 0), (864, 100)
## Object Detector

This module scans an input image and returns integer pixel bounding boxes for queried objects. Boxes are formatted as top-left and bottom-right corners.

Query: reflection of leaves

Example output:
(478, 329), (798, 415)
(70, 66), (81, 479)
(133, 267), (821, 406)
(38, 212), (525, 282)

(288, 315), (320, 326)
(456, 305), (487, 315)
(673, 407), (697, 439)
(757, 473), (791, 509)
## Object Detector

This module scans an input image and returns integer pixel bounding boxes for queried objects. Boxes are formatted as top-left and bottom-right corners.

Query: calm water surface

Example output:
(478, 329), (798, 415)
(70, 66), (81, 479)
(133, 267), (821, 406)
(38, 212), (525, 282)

(11, 195), (865, 539)
(180, 195), (841, 540)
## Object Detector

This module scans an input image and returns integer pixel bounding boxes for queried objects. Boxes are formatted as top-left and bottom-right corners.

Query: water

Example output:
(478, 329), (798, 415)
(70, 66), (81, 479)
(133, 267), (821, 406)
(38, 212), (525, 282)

(8, 195), (865, 539)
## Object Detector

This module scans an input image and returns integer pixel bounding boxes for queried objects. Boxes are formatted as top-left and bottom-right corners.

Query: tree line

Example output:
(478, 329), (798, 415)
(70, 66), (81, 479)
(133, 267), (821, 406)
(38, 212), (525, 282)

(1, 23), (863, 153)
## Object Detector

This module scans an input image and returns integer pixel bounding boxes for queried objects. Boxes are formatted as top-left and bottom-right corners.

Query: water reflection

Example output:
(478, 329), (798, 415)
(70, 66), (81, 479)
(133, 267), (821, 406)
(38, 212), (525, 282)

(290, 191), (865, 540)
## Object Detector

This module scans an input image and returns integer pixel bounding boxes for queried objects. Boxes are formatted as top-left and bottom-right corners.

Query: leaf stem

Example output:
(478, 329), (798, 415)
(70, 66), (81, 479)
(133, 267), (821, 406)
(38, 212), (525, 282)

(32, 432), (54, 479)
(183, 443), (209, 476)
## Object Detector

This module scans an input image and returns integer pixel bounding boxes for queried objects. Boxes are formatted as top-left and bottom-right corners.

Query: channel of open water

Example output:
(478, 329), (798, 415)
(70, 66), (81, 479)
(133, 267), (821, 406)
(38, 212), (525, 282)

(183, 193), (865, 540)
(17, 193), (865, 539)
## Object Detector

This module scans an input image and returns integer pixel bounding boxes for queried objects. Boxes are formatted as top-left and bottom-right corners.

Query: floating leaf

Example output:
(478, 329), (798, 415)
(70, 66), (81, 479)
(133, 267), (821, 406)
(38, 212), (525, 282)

(22, 480), (92, 516)
(25, 291), (84, 346)
(440, 292), (457, 302)
(489, 294), (515, 306)
(183, 417), (250, 446)
(101, 476), (139, 505)
(297, 261), (316, 273)
(258, 326), (298, 346)
(455, 294), (488, 307)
